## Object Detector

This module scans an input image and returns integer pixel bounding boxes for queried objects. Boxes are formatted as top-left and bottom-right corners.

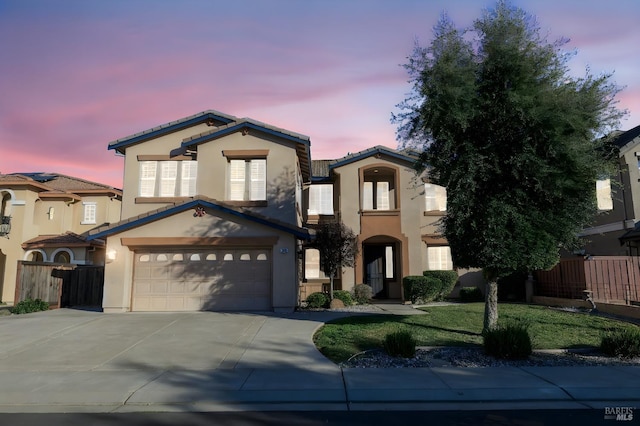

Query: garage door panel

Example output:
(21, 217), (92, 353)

(133, 248), (272, 312)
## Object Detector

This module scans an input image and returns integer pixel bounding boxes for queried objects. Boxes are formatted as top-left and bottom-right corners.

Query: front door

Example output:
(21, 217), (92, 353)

(363, 243), (397, 298)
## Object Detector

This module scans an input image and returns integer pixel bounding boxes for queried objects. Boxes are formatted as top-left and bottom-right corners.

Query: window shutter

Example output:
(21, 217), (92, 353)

(83, 203), (96, 224)
(309, 184), (333, 215)
(139, 161), (157, 197)
(427, 246), (453, 270)
(319, 184), (333, 214)
(305, 248), (320, 279)
(308, 186), (319, 215)
(180, 161), (198, 196)
(363, 182), (373, 210)
(425, 184), (447, 211)
(250, 159), (266, 200)
(229, 160), (246, 200)
(159, 161), (177, 197)
(376, 181), (390, 210)
(596, 179), (613, 211)
(436, 185), (447, 211)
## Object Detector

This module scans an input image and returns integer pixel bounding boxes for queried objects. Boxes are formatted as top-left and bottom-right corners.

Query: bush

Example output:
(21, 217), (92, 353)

(383, 329), (416, 358)
(10, 298), (50, 315)
(402, 275), (441, 304)
(332, 290), (354, 306)
(423, 270), (458, 299)
(306, 292), (329, 309)
(601, 328), (640, 359)
(460, 286), (484, 302)
(483, 322), (532, 359)
(352, 284), (372, 305)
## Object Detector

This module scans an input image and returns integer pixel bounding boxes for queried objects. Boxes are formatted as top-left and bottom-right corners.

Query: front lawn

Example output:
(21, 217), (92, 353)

(313, 303), (640, 363)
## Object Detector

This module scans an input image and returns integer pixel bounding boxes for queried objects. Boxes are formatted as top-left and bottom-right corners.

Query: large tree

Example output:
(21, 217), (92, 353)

(394, 1), (624, 332)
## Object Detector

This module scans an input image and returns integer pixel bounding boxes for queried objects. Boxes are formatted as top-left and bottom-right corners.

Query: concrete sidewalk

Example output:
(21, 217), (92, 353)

(0, 308), (638, 413)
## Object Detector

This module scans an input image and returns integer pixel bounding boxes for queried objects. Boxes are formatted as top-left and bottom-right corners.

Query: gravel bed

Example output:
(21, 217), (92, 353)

(341, 347), (640, 368)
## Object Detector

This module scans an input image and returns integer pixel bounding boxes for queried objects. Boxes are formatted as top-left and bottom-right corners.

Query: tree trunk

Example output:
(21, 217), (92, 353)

(483, 276), (499, 333)
(329, 275), (334, 300)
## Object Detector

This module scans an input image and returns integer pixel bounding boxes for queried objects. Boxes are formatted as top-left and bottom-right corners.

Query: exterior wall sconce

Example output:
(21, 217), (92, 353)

(106, 249), (117, 263)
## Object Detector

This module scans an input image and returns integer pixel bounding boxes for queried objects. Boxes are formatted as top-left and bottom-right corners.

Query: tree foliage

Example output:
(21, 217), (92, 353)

(312, 220), (359, 298)
(394, 1), (624, 331)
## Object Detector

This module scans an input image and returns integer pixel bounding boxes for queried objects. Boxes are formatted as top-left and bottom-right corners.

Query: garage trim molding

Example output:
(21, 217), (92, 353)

(121, 236), (279, 248)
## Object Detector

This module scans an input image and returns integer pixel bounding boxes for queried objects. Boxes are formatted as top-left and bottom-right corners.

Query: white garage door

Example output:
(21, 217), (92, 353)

(132, 248), (272, 311)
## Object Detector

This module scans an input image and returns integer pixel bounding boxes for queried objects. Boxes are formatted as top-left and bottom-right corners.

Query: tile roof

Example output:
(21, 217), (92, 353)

(108, 110), (238, 153)
(0, 173), (121, 196)
(309, 147), (420, 180)
(613, 124), (640, 149)
(88, 196), (313, 241)
(22, 232), (105, 249)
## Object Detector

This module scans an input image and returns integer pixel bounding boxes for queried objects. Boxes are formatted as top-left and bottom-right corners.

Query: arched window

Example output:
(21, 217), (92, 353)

(54, 250), (71, 264)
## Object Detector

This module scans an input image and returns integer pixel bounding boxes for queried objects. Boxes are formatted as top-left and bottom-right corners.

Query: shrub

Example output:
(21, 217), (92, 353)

(332, 290), (354, 306)
(383, 329), (416, 358)
(402, 275), (440, 303)
(423, 270), (458, 300)
(460, 286), (484, 302)
(601, 328), (640, 359)
(10, 298), (50, 315)
(306, 292), (329, 309)
(483, 322), (532, 359)
(352, 284), (372, 305)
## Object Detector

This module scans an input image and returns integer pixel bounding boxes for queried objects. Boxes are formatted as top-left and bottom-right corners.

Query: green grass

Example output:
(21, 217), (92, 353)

(313, 303), (640, 363)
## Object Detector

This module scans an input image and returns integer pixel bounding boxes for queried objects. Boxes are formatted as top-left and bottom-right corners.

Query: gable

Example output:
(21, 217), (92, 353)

(108, 110), (237, 154)
(88, 197), (312, 241)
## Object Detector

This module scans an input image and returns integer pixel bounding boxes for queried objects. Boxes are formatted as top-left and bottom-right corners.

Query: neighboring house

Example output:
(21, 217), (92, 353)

(0, 173), (122, 303)
(576, 124), (640, 255)
(89, 109), (478, 313)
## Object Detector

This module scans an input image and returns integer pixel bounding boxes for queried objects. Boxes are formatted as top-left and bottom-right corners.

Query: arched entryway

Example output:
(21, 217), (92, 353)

(362, 236), (402, 299)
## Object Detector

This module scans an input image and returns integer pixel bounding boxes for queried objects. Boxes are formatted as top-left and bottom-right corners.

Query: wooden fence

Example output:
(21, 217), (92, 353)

(535, 256), (640, 304)
(15, 262), (104, 308)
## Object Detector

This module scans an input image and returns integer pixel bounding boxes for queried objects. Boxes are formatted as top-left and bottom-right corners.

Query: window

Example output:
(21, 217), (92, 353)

(385, 246), (394, 279)
(229, 159), (266, 201)
(138, 161), (198, 197)
(362, 168), (395, 211)
(54, 250), (71, 263)
(425, 184), (447, 211)
(427, 246), (453, 270)
(596, 179), (613, 211)
(304, 248), (326, 279)
(308, 184), (334, 215)
(82, 202), (97, 224)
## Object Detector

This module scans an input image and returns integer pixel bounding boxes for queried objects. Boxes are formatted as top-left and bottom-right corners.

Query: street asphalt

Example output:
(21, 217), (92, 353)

(0, 305), (638, 413)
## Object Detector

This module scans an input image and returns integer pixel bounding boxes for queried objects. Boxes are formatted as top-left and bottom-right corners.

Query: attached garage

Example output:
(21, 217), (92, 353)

(132, 248), (272, 311)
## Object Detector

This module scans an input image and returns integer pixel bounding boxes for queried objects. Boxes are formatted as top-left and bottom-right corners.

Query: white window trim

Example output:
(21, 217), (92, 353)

(427, 246), (453, 271)
(305, 248), (327, 279)
(138, 160), (198, 197)
(596, 178), (613, 211)
(81, 202), (97, 225)
(425, 183), (447, 212)
(308, 184), (334, 215)
(228, 159), (267, 201)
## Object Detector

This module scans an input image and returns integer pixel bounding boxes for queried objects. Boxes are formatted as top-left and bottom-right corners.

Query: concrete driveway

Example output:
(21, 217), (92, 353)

(0, 308), (353, 411)
(0, 309), (341, 372)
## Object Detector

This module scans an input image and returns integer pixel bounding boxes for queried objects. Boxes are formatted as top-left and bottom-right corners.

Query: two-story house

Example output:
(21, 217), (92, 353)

(576, 124), (640, 255)
(88, 111), (313, 313)
(88, 109), (477, 313)
(0, 173), (122, 303)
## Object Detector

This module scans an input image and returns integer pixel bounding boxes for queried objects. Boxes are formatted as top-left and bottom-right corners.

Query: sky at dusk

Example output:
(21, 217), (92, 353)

(1, 0), (639, 189)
